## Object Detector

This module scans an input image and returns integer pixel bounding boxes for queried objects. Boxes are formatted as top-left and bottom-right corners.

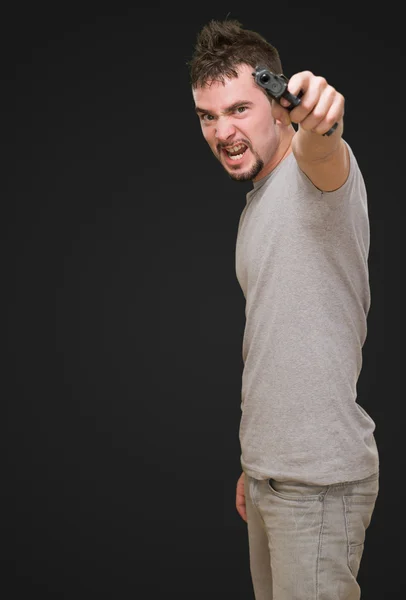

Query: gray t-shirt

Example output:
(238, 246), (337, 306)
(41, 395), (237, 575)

(235, 140), (379, 485)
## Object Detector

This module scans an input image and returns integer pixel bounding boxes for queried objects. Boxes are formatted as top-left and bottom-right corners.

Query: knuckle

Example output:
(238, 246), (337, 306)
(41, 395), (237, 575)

(312, 108), (325, 121)
(316, 75), (327, 87)
(314, 124), (325, 135)
(301, 98), (314, 110)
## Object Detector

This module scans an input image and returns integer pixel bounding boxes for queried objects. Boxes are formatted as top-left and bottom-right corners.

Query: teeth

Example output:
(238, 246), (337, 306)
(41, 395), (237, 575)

(227, 144), (246, 153)
(230, 153), (244, 160)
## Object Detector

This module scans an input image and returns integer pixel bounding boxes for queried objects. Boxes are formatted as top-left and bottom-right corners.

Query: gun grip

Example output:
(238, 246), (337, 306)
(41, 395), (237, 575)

(285, 90), (303, 110)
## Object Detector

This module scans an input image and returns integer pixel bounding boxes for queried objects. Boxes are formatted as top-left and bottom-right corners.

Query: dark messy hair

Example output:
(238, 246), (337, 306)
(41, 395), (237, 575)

(188, 19), (283, 88)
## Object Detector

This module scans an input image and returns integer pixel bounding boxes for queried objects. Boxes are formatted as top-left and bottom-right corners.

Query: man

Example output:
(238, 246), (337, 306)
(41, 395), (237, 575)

(188, 18), (380, 600)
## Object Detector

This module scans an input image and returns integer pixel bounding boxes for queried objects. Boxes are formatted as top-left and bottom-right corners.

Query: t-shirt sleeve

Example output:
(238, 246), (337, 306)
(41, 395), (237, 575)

(290, 140), (367, 210)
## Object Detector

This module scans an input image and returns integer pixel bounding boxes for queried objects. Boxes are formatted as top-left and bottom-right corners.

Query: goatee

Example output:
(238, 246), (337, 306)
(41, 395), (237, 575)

(227, 157), (264, 182)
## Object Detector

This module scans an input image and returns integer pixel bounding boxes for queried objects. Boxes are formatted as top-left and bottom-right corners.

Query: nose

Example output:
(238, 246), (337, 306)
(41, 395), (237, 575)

(215, 117), (236, 143)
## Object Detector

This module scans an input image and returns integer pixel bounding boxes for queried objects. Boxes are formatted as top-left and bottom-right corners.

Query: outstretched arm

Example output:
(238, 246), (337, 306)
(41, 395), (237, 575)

(272, 70), (349, 192)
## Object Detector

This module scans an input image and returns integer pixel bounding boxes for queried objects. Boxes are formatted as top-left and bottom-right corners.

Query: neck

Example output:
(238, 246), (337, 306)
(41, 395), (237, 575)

(253, 126), (295, 183)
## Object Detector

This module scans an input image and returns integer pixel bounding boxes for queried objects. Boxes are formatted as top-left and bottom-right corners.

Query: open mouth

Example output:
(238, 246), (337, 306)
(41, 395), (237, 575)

(222, 143), (248, 161)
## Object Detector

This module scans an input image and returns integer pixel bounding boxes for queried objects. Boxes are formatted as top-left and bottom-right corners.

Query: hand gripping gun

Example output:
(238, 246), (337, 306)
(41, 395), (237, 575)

(252, 66), (338, 137)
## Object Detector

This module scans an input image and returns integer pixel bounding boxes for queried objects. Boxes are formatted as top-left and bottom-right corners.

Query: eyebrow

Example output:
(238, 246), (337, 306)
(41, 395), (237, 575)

(195, 100), (254, 115)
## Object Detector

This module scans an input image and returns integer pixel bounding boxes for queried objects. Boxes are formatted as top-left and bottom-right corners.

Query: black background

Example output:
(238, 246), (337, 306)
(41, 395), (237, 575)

(3, 3), (393, 598)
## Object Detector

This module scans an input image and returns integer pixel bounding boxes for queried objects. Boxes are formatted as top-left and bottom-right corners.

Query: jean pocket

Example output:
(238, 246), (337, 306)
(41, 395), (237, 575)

(267, 479), (328, 501)
(343, 493), (378, 577)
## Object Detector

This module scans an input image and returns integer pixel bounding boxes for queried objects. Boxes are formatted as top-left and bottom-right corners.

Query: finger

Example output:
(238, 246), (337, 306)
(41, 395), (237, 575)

(236, 500), (247, 522)
(288, 75), (326, 124)
(279, 97), (292, 108)
(236, 495), (245, 510)
(236, 473), (245, 491)
(236, 473), (247, 522)
(236, 489), (245, 506)
(271, 100), (291, 127)
(299, 86), (336, 132)
(236, 491), (245, 515)
(285, 70), (313, 98)
(311, 93), (344, 136)
(282, 70), (313, 116)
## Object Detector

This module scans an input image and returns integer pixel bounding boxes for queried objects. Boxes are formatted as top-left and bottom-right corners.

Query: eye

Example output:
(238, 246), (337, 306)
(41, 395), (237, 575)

(201, 114), (214, 122)
(236, 106), (248, 114)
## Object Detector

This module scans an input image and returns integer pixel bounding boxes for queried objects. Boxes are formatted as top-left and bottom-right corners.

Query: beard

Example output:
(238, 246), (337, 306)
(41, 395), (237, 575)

(217, 141), (264, 182)
(227, 155), (264, 182)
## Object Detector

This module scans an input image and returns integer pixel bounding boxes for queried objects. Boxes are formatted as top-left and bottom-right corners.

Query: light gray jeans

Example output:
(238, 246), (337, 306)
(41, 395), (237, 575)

(244, 471), (379, 600)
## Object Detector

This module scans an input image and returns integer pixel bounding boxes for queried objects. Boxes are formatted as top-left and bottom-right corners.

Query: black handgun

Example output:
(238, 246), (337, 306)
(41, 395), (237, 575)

(252, 66), (338, 137)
